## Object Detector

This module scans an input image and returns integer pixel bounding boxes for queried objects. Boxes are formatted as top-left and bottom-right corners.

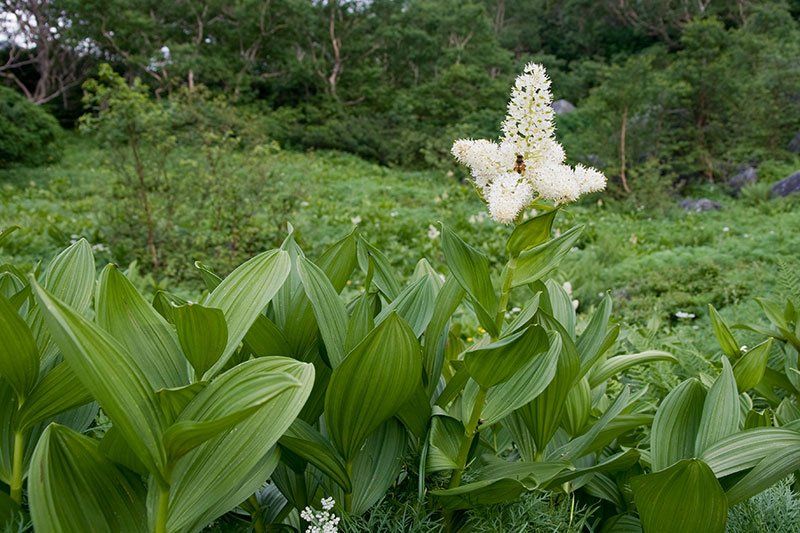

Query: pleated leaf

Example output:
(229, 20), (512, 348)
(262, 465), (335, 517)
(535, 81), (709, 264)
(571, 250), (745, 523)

(172, 303), (228, 378)
(464, 325), (549, 389)
(650, 378), (706, 472)
(511, 225), (583, 288)
(165, 357), (313, 532)
(96, 265), (188, 389)
(0, 294), (39, 400)
(701, 427), (800, 478)
(16, 361), (93, 430)
(31, 278), (168, 481)
(375, 274), (438, 337)
(441, 225), (498, 337)
(203, 249), (291, 377)
(732, 338), (772, 392)
(726, 446), (800, 505)
(29, 424), (147, 533)
(325, 313), (421, 460)
(507, 208), (558, 256)
(695, 357), (740, 455)
(347, 419), (406, 515)
(631, 459), (727, 533)
(278, 419), (351, 491)
(588, 351), (677, 388)
(297, 255), (348, 368)
(164, 363), (299, 462)
(708, 304), (740, 359)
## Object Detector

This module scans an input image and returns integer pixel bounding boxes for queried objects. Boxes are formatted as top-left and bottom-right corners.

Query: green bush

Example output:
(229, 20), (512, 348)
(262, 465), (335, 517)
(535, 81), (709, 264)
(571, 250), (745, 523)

(0, 87), (62, 168)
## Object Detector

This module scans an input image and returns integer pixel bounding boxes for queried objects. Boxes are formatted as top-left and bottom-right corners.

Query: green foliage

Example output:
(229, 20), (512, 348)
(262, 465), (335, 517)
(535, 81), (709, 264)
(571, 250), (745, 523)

(727, 476), (800, 533)
(0, 87), (62, 168)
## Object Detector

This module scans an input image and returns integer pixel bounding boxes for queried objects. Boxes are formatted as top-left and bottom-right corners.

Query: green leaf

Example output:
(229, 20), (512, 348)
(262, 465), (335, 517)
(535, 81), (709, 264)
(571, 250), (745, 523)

(31, 277), (168, 481)
(464, 325), (549, 389)
(0, 226), (19, 248)
(441, 225), (498, 337)
(347, 419), (407, 515)
(297, 255), (348, 368)
(96, 265), (187, 389)
(507, 209), (558, 256)
(27, 239), (95, 368)
(431, 478), (527, 510)
(173, 303), (228, 378)
(480, 331), (561, 425)
(547, 449), (641, 487)
(165, 357), (313, 532)
(16, 362), (93, 430)
(203, 249), (291, 377)
(163, 360), (300, 462)
(588, 351), (677, 388)
(708, 305), (740, 359)
(576, 294), (613, 375)
(701, 427), (800, 478)
(732, 339), (772, 393)
(376, 275), (438, 337)
(650, 379), (706, 472)
(29, 424), (147, 533)
(631, 459), (727, 533)
(0, 294), (39, 400)
(279, 419), (351, 492)
(357, 237), (401, 299)
(155, 383), (207, 424)
(243, 314), (292, 357)
(314, 228), (359, 293)
(422, 277), (464, 393)
(511, 225), (583, 288)
(99, 427), (148, 476)
(426, 414), (465, 473)
(325, 313), (421, 460)
(725, 446), (800, 505)
(544, 279), (576, 338)
(562, 377), (591, 436)
(695, 357), (740, 455)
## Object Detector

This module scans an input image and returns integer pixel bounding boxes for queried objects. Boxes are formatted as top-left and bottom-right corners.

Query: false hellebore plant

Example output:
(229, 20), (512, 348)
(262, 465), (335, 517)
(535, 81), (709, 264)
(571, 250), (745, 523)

(1, 64), (800, 533)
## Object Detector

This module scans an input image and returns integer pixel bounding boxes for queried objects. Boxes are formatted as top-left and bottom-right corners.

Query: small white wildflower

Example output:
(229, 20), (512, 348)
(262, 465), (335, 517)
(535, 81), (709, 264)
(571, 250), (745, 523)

(675, 311), (696, 319)
(740, 345), (748, 352)
(350, 215), (362, 225)
(300, 201), (310, 207)
(427, 225), (441, 240)
(486, 173), (533, 224)
(510, 306), (521, 314)
(722, 226), (730, 232)
(571, 299), (579, 310)
(390, 210), (399, 217)
(562, 281), (573, 296)
(302, 497), (339, 533)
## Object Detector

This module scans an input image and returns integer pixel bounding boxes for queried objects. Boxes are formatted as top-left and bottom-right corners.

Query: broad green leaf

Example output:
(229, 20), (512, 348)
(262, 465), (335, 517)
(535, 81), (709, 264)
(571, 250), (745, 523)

(547, 449), (641, 487)
(164, 361), (300, 461)
(27, 239), (95, 367)
(314, 228), (359, 293)
(562, 377), (591, 436)
(520, 321), (580, 451)
(426, 414), (465, 473)
(586, 413), (654, 455)
(194, 261), (222, 291)
(243, 314), (292, 357)
(357, 237), (401, 299)
(203, 249), (291, 377)
(507, 209), (558, 256)
(431, 478), (526, 510)
(695, 357), (740, 455)
(279, 419), (351, 492)
(31, 278), (168, 481)
(701, 427), (800, 477)
(166, 357), (313, 532)
(441, 225), (498, 337)
(345, 292), (376, 352)
(511, 225), (583, 288)
(0, 490), (18, 528)
(726, 446), (800, 505)
(481, 332), (561, 425)
(29, 424), (147, 533)
(173, 303), (228, 378)
(708, 305), (740, 358)
(464, 325), (549, 389)
(16, 362), (93, 430)
(156, 383), (207, 424)
(732, 339), (771, 392)
(0, 226), (19, 247)
(544, 279), (576, 338)
(576, 294), (613, 375)
(96, 265), (187, 389)
(347, 419), (407, 515)
(375, 275), (438, 337)
(423, 276), (464, 393)
(631, 459), (727, 533)
(297, 255), (348, 368)
(650, 379), (706, 472)
(0, 295), (39, 400)
(325, 313), (421, 460)
(100, 427), (148, 476)
(588, 351), (677, 388)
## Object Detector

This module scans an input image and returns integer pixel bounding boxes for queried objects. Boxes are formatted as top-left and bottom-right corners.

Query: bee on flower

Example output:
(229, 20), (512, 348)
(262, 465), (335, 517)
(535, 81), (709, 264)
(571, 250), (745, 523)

(452, 63), (606, 224)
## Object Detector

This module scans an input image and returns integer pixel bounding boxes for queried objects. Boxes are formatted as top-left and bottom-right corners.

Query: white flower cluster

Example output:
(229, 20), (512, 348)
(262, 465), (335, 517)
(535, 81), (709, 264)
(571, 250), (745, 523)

(300, 497), (340, 533)
(452, 63), (606, 223)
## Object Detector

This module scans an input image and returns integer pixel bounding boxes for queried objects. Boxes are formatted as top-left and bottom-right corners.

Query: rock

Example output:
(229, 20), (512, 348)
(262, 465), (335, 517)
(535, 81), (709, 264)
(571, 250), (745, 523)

(788, 132), (800, 153)
(679, 198), (721, 212)
(552, 99), (576, 115)
(771, 171), (800, 198)
(726, 166), (757, 196)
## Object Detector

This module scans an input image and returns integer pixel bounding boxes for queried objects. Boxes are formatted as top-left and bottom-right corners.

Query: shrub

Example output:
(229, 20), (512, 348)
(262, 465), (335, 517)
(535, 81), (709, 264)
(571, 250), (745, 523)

(0, 87), (62, 168)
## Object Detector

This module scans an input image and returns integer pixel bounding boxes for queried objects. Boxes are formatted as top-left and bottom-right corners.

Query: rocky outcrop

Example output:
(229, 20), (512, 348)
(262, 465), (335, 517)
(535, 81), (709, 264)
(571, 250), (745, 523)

(726, 166), (757, 196)
(679, 198), (721, 212)
(552, 99), (576, 115)
(771, 171), (800, 198)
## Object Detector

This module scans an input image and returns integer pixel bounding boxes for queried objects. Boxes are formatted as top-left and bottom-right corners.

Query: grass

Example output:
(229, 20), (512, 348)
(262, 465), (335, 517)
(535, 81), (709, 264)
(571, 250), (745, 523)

(2, 134), (799, 361)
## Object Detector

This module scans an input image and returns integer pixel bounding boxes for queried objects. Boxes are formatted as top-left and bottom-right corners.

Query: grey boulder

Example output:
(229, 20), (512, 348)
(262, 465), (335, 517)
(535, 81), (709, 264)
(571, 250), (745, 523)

(771, 171), (800, 198)
(679, 198), (722, 212)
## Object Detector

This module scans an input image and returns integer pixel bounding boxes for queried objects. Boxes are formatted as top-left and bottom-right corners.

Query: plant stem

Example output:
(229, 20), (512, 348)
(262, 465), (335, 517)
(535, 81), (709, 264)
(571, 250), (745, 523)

(154, 484), (170, 533)
(9, 431), (25, 504)
(494, 257), (517, 334)
(247, 495), (266, 533)
(448, 387), (487, 489)
(344, 461), (353, 513)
